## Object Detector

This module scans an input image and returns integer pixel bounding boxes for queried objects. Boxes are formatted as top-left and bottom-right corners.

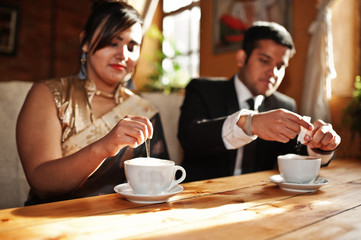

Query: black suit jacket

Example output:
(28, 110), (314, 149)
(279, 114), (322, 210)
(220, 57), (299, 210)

(178, 77), (307, 182)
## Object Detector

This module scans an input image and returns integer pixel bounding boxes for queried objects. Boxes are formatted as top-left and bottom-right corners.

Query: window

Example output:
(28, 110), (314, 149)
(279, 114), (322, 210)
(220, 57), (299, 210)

(162, 0), (200, 79)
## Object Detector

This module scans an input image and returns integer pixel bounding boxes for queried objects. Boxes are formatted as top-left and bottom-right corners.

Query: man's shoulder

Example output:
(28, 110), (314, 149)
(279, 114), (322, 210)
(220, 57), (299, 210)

(187, 77), (232, 89)
(272, 91), (296, 103)
(266, 91), (297, 111)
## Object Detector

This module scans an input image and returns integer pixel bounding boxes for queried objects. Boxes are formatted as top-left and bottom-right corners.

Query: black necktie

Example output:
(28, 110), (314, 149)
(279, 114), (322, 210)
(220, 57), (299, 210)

(247, 98), (254, 110)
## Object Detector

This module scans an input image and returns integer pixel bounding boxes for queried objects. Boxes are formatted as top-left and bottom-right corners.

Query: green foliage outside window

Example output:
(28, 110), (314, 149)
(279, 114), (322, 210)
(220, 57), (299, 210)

(343, 75), (361, 146)
(142, 26), (190, 94)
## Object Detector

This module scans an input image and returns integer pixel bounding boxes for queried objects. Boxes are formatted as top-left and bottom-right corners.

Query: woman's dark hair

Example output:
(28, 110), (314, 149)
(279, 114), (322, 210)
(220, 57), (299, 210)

(80, 0), (142, 56)
(242, 21), (295, 62)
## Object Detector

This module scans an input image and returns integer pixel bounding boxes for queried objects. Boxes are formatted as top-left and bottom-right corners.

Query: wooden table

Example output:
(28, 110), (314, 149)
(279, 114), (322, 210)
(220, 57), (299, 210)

(0, 158), (360, 240)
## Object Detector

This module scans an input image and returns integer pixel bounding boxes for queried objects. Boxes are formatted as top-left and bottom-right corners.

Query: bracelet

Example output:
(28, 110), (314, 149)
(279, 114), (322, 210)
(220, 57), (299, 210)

(246, 113), (254, 136)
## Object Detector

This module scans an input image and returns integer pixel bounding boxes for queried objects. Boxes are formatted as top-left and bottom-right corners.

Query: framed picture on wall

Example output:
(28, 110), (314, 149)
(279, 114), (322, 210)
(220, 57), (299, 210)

(0, 5), (19, 55)
(213, 0), (293, 54)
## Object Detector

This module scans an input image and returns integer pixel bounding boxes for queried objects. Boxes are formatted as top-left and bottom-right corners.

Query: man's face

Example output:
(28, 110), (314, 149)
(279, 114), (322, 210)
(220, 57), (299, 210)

(239, 39), (292, 97)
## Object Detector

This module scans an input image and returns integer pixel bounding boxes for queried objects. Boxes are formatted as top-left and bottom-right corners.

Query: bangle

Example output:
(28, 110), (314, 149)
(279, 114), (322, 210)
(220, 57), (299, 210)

(246, 113), (254, 136)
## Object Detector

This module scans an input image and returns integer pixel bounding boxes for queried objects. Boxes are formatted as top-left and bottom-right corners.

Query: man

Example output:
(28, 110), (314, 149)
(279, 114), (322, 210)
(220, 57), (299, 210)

(178, 21), (341, 182)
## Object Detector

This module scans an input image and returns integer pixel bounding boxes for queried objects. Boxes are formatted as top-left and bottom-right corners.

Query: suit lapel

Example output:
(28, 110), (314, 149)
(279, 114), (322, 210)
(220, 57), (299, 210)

(259, 95), (278, 112)
(224, 77), (240, 115)
(221, 77), (240, 175)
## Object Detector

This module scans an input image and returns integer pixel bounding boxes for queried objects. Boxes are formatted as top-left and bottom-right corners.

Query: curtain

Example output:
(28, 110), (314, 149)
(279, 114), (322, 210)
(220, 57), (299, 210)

(300, 0), (337, 122)
(128, 0), (159, 35)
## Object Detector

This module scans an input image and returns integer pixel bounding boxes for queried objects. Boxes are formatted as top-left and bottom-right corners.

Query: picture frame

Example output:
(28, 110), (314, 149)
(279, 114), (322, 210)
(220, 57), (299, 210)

(0, 5), (19, 55)
(213, 0), (293, 54)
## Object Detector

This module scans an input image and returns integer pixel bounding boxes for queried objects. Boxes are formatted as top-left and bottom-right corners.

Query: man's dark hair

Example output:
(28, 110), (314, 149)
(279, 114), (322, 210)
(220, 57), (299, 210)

(242, 21), (295, 61)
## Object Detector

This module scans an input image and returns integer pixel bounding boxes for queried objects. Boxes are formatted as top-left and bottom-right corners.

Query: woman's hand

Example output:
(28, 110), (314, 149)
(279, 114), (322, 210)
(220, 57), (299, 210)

(101, 115), (153, 156)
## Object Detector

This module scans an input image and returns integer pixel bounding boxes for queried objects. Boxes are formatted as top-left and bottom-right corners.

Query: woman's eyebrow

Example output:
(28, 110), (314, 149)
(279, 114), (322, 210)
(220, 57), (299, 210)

(115, 36), (141, 45)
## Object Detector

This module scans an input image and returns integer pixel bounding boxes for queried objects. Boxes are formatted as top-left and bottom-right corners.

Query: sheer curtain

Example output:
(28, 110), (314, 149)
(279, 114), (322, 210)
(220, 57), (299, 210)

(128, 0), (159, 34)
(300, 0), (337, 122)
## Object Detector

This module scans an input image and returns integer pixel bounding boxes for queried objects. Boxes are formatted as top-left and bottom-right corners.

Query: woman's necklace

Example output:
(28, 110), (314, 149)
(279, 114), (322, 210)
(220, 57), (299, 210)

(94, 89), (114, 99)
(84, 79), (122, 104)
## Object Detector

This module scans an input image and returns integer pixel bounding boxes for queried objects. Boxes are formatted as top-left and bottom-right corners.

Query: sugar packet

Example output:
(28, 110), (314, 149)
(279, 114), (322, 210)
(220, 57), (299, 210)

(297, 116), (312, 144)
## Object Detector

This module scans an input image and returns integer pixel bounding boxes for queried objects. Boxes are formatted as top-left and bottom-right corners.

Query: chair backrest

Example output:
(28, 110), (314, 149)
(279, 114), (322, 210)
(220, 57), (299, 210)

(0, 81), (32, 209)
(140, 92), (184, 165)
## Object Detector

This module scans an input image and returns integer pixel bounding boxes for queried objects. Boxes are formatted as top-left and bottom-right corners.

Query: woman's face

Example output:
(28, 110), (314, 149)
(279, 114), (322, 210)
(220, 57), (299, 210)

(83, 22), (142, 88)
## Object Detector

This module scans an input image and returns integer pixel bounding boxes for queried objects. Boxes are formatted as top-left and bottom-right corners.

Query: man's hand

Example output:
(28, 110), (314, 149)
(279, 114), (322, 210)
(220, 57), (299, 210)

(303, 120), (341, 151)
(237, 109), (313, 143)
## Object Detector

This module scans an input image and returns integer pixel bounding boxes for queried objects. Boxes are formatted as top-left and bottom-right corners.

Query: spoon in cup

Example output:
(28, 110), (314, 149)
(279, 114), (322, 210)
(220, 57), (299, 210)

(145, 138), (150, 158)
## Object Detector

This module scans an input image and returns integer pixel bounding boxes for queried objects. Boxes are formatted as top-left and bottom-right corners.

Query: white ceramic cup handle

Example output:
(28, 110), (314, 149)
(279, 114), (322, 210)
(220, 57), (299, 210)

(168, 165), (186, 190)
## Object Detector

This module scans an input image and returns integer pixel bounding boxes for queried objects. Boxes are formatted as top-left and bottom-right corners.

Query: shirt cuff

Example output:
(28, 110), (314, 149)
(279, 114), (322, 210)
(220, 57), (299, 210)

(222, 109), (257, 149)
(307, 147), (334, 165)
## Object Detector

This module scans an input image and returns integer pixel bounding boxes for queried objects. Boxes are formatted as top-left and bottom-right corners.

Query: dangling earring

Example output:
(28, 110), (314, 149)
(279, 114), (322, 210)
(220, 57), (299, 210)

(78, 52), (87, 79)
(81, 52), (87, 65)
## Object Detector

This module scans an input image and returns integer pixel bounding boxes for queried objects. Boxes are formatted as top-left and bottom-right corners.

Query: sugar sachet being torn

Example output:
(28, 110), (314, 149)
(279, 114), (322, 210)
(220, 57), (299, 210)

(297, 116), (312, 144)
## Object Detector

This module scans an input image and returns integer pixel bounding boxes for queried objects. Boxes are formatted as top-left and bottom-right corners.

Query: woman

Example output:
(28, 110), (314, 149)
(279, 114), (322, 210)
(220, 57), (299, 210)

(16, 0), (169, 205)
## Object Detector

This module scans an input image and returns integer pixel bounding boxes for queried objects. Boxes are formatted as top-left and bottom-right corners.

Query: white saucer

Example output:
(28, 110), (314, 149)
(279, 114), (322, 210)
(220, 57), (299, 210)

(269, 175), (328, 192)
(114, 183), (183, 204)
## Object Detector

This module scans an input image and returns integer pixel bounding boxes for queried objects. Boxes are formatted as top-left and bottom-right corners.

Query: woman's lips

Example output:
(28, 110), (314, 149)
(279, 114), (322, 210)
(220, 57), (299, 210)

(110, 64), (126, 71)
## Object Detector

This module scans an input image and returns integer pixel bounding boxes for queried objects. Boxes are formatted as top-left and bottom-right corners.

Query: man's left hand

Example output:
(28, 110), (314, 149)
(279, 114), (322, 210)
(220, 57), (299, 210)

(304, 120), (341, 151)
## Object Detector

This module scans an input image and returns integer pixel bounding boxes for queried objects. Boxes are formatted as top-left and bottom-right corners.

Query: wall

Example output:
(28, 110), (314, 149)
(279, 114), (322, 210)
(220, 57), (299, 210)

(332, 0), (359, 96)
(330, 0), (361, 158)
(0, 0), (91, 82)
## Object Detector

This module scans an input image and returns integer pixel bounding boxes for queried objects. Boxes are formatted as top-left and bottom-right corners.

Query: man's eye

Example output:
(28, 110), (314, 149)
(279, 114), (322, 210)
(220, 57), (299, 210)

(259, 58), (268, 64)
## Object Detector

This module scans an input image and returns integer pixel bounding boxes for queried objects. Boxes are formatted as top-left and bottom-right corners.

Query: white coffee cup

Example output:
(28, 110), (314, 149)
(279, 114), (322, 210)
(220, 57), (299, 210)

(124, 157), (186, 195)
(277, 154), (321, 184)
